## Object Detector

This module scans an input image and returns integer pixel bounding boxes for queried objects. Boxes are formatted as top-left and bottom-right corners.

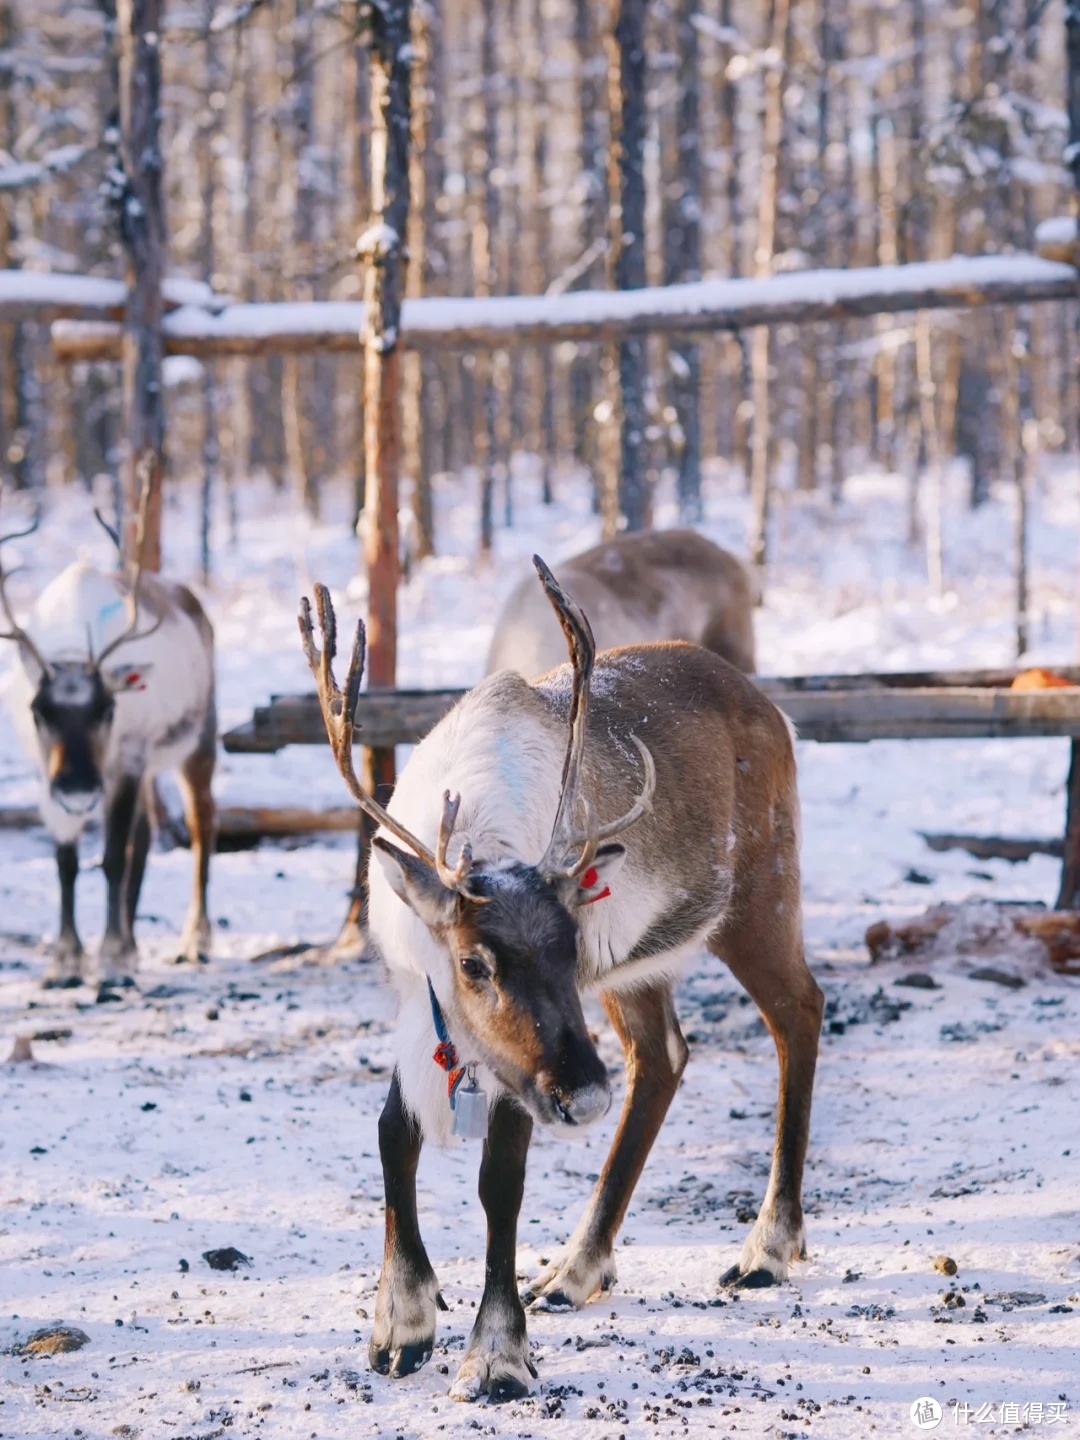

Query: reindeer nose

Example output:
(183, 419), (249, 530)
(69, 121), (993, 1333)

(560, 1082), (611, 1127)
(538, 1069), (612, 1127)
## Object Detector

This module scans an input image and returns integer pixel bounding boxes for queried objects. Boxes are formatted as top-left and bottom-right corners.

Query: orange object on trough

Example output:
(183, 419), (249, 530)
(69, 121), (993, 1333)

(1009, 668), (1076, 690)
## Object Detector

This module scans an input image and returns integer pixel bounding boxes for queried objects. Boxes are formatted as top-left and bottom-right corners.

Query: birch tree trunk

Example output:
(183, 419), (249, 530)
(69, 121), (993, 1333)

(118, 0), (165, 570)
(361, 0), (411, 702)
(605, 0), (649, 536)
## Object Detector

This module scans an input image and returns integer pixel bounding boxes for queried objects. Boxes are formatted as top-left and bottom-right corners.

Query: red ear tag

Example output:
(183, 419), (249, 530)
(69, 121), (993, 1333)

(581, 866), (611, 905)
(127, 672), (141, 688)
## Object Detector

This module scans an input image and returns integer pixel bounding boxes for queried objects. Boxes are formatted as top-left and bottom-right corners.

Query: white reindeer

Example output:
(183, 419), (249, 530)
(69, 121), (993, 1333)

(0, 490), (216, 994)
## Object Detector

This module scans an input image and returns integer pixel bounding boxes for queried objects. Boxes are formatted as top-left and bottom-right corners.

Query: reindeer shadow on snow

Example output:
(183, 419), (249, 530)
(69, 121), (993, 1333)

(0, 484), (216, 999)
(299, 555), (824, 1403)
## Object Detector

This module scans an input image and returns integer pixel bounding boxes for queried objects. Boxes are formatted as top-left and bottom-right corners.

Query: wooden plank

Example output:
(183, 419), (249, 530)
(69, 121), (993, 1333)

(46, 253), (1080, 360)
(0, 802), (360, 840)
(222, 679), (1080, 754)
(223, 687), (465, 753)
(221, 718), (284, 754)
(777, 685), (1080, 741)
(756, 664), (1080, 693)
(921, 832), (1063, 862)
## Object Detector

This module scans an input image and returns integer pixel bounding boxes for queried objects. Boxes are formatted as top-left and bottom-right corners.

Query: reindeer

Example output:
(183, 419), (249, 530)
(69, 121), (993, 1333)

(0, 488), (217, 993)
(299, 560), (822, 1403)
(486, 529), (756, 679)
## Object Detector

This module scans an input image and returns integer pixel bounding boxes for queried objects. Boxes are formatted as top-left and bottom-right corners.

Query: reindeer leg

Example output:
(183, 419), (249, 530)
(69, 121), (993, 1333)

(98, 772), (142, 994)
(526, 981), (687, 1312)
(177, 732), (216, 964)
(44, 841), (84, 989)
(450, 1097), (535, 1402)
(370, 1073), (445, 1378)
(124, 783), (152, 936)
(711, 892), (823, 1289)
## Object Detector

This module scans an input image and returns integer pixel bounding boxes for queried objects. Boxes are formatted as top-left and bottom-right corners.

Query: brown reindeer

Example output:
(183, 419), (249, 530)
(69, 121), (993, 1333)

(299, 560), (822, 1402)
(486, 529), (756, 679)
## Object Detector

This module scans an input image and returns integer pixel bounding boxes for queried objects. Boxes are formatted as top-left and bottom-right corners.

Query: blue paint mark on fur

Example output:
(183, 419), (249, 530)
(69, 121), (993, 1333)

(494, 731), (529, 808)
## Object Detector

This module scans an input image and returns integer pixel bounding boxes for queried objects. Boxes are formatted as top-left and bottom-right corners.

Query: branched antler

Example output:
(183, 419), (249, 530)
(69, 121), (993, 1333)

(95, 460), (164, 667)
(532, 554), (656, 880)
(435, 790), (479, 892)
(0, 483), (53, 679)
(298, 583), (485, 899)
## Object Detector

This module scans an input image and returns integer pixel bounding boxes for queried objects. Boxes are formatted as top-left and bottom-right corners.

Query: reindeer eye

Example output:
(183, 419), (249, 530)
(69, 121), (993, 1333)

(460, 954), (489, 982)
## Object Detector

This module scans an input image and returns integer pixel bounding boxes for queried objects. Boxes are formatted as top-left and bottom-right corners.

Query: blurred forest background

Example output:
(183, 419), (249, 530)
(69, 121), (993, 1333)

(0, 0), (1076, 570)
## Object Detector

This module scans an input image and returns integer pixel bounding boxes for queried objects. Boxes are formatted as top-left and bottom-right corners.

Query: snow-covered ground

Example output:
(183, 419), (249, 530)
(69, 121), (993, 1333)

(1, 457), (1078, 1437)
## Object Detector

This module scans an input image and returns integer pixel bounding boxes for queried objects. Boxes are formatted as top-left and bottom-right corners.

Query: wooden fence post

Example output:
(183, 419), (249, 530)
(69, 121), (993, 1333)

(1058, 0), (1080, 908)
(117, 0), (165, 570)
(336, 0), (412, 951)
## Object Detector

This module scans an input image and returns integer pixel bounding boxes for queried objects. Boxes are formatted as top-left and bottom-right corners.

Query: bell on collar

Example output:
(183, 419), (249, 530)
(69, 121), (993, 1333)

(452, 1069), (489, 1141)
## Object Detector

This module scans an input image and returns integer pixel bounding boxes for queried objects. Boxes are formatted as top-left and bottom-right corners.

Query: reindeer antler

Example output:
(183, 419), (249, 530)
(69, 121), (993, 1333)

(299, 583), (485, 900)
(0, 484), (53, 680)
(532, 554), (656, 881)
(95, 460), (164, 668)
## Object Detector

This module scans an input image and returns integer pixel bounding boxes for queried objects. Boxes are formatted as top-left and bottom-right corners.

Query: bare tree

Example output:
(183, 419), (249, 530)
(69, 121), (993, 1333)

(118, 0), (165, 569)
(664, 0), (702, 522)
(748, 0), (792, 574)
(605, 0), (649, 535)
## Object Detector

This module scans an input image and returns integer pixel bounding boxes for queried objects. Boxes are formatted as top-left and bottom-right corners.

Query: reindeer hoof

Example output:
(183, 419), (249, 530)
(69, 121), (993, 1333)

(449, 1351), (536, 1403)
(42, 974), (83, 990)
(96, 976), (136, 1004)
(527, 1287), (575, 1312)
(720, 1264), (776, 1290)
(488, 1375), (532, 1404)
(368, 1339), (432, 1378)
(524, 1256), (615, 1312)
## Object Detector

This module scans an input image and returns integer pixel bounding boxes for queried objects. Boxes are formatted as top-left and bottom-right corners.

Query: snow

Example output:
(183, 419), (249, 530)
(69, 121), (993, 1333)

(1, 455), (1079, 1436)
(355, 224), (400, 259)
(0, 271), (234, 322)
(0, 271), (127, 321)
(20, 252), (1077, 351)
(0, 144), (91, 193)
(1035, 216), (1077, 248)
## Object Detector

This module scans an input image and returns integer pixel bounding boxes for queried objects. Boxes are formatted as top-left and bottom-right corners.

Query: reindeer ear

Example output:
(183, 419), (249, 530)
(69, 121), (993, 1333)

(103, 662), (153, 693)
(559, 843), (626, 910)
(372, 837), (457, 930)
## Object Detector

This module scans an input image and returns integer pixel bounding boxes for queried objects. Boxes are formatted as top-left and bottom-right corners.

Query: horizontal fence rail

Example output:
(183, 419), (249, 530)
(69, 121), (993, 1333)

(6, 254), (1073, 361)
(221, 668), (1080, 753)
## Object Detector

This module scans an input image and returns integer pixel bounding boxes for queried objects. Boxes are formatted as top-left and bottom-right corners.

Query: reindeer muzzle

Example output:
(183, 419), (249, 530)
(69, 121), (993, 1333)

(534, 1066), (612, 1129)
(52, 786), (101, 818)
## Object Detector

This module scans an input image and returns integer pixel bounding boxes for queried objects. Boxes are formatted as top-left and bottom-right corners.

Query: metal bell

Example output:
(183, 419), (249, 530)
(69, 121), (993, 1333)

(452, 1071), (489, 1141)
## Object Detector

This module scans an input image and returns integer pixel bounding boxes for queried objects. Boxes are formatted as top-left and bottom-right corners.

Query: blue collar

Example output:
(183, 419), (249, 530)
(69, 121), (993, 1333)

(427, 978), (467, 1107)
